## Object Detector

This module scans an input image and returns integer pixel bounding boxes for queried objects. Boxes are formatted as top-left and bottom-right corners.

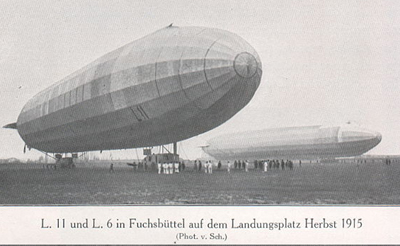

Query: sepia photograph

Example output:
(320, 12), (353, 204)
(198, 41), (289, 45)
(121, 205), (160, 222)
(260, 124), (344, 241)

(0, 0), (399, 244)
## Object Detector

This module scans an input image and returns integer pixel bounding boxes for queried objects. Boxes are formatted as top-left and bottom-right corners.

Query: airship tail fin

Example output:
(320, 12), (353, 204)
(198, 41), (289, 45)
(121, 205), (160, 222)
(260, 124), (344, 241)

(3, 122), (17, 129)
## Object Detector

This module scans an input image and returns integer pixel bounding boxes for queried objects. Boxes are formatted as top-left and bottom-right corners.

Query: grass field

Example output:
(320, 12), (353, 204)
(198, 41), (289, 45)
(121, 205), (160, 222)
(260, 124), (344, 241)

(0, 161), (399, 205)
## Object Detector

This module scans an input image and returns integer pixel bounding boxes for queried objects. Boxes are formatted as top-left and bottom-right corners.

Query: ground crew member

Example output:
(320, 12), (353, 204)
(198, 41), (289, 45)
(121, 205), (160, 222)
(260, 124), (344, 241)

(181, 161), (185, 171)
(163, 162), (168, 174)
(227, 161), (231, 173)
(289, 160), (293, 170)
(157, 162), (162, 174)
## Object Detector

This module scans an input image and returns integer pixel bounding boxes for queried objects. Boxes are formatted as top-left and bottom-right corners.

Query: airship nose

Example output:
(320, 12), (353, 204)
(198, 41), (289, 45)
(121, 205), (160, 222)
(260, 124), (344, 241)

(233, 52), (259, 78)
(339, 125), (382, 146)
(176, 27), (262, 110)
(364, 130), (382, 144)
(202, 29), (262, 92)
(374, 132), (382, 143)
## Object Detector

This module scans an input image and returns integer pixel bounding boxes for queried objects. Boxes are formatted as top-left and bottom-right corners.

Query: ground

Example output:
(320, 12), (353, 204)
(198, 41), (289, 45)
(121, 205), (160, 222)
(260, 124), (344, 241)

(0, 161), (399, 205)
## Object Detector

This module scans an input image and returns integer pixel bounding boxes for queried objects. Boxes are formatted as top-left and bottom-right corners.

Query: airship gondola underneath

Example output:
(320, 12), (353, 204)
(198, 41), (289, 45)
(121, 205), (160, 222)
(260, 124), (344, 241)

(8, 26), (262, 153)
(202, 124), (382, 160)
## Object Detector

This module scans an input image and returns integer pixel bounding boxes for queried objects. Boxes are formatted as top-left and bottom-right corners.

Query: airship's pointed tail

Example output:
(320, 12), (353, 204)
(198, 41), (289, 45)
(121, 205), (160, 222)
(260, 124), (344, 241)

(3, 122), (17, 129)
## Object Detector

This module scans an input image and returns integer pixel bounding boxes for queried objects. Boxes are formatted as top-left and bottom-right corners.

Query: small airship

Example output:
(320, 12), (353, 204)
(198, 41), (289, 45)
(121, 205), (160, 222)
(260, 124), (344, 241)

(4, 26), (262, 154)
(202, 123), (382, 160)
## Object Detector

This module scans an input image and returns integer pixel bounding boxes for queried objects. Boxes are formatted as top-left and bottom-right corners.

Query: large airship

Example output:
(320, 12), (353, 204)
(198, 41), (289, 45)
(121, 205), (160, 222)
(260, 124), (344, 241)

(5, 26), (262, 153)
(202, 123), (382, 160)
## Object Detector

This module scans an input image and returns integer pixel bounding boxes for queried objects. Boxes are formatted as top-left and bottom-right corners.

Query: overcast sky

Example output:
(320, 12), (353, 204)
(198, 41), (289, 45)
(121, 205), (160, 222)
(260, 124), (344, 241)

(0, 0), (399, 160)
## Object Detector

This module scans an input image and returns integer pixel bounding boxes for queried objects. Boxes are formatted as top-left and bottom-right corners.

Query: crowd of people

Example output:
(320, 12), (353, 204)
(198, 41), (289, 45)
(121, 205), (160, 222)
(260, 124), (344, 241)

(191, 159), (295, 174)
(157, 162), (185, 174)
(109, 159), (295, 174)
(231, 159), (294, 172)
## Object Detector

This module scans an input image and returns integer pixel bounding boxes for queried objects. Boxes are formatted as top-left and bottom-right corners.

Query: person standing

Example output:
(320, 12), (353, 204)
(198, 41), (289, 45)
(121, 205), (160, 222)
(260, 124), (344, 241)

(109, 163), (115, 173)
(227, 161), (231, 173)
(245, 160), (249, 172)
(181, 161), (185, 171)
(157, 162), (162, 174)
(164, 162), (168, 174)
(209, 161), (213, 174)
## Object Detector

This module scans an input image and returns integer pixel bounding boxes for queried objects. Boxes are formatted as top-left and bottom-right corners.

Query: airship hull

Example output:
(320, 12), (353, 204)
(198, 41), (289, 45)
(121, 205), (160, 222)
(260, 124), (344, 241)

(203, 125), (382, 160)
(16, 26), (262, 153)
